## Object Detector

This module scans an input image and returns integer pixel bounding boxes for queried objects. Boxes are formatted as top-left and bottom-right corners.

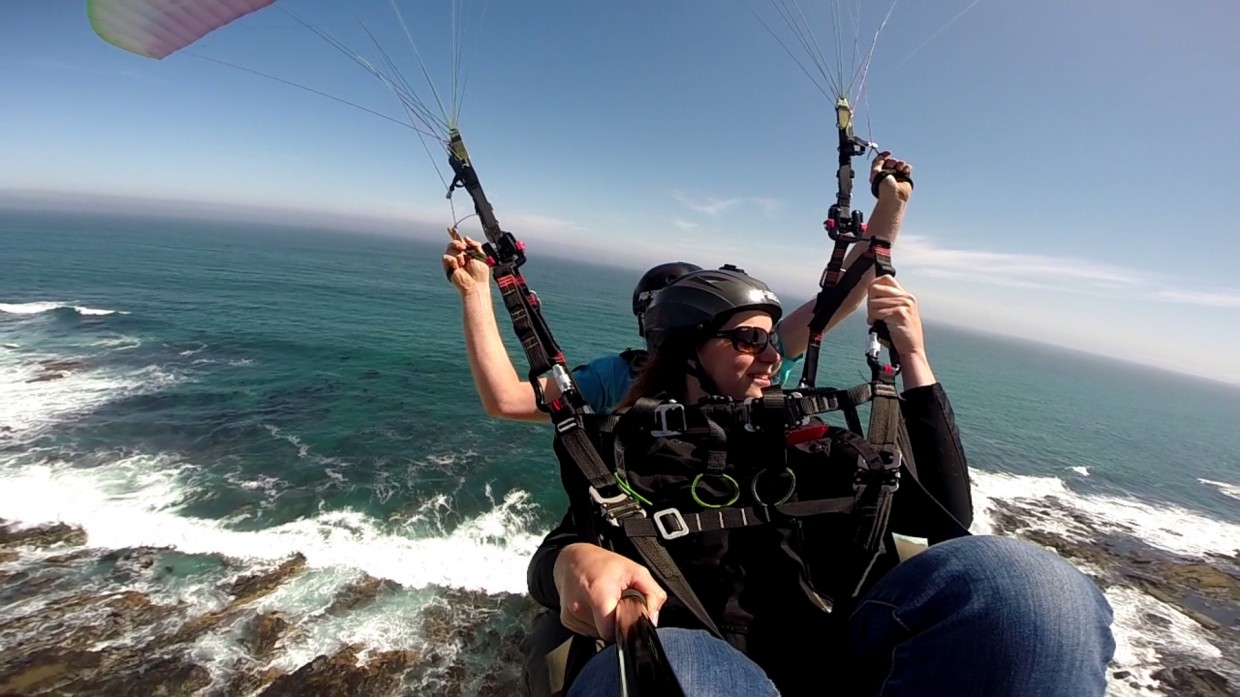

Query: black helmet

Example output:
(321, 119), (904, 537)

(643, 267), (782, 353)
(632, 262), (703, 337)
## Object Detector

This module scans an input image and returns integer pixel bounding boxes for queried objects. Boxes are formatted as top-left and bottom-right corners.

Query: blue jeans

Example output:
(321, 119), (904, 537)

(567, 535), (1115, 696)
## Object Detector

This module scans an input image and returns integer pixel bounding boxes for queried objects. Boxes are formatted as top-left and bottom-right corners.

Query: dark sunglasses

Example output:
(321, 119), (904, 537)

(713, 326), (777, 356)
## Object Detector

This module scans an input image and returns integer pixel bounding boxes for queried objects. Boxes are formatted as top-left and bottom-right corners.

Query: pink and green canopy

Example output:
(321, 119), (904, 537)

(88, 0), (277, 59)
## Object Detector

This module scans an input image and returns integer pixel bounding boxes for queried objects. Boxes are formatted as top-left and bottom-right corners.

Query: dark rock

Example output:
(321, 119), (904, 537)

(405, 588), (543, 696)
(0, 590), (177, 669)
(324, 575), (399, 617)
(1142, 613), (1172, 629)
(1124, 573), (1222, 631)
(1152, 665), (1234, 696)
(83, 654), (211, 697)
(257, 644), (420, 697)
(228, 553), (307, 604)
(0, 522), (87, 549)
(1111, 670), (1131, 680)
(168, 554), (307, 646)
(244, 612), (291, 661)
(38, 359), (84, 372)
(228, 664), (284, 697)
(0, 648), (103, 695)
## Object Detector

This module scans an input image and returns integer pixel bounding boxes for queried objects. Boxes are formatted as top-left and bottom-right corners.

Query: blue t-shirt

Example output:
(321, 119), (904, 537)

(771, 328), (804, 388)
(571, 354), (636, 413)
(572, 334), (803, 414)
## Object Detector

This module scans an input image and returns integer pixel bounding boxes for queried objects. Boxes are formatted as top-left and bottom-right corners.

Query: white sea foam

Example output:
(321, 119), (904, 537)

(1198, 478), (1240, 501)
(0, 455), (542, 596)
(90, 336), (142, 350)
(1104, 585), (1229, 695)
(0, 301), (127, 316)
(971, 469), (1240, 558)
(0, 301), (65, 315)
(75, 306), (121, 316)
(0, 356), (145, 438)
(1071, 466), (1091, 477)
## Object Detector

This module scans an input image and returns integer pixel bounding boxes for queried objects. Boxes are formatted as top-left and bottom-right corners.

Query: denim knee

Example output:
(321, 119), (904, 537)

(851, 534), (1115, 696)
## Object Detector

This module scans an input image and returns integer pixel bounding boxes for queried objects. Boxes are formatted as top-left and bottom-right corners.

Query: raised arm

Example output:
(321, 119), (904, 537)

(777, 152), (915, 358)
(443, 233), (557, 422)
(867, 275), (973, 535)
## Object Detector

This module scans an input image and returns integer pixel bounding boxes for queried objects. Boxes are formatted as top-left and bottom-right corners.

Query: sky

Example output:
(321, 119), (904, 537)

(2, 1), (1239, 383)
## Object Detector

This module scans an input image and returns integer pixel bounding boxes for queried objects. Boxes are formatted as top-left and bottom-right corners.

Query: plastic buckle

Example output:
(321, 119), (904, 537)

(651, 402), (687, 438)
(853, 452), (902, 494)
(653, 509), (690, 540)
(881, 451), (903, 493)
(740, 397), (759, 432)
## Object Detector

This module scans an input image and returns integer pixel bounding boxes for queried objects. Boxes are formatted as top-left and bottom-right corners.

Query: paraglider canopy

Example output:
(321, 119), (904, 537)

(88, 0), (277, 59)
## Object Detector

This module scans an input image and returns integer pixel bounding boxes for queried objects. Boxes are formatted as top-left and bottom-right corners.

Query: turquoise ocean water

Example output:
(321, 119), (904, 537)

(2, 210), (1238, 693)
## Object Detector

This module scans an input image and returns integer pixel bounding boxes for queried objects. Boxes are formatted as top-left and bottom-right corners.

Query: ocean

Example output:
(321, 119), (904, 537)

(1, 210), (1237, 695)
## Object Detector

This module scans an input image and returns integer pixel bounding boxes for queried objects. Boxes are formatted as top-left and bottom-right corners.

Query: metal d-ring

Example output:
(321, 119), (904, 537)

(690, 473), (741, 509)
(750, 467), (797, 506)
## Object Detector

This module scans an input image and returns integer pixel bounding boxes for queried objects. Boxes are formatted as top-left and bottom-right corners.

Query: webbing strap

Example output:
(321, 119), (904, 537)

(628, 536), (723, 638)
(621, 498), (857, 540)
(492, 263), (564, 383)
(799, 249), (877, 389)
(447, 131), (571, 411)
(846, 362), (906, 597)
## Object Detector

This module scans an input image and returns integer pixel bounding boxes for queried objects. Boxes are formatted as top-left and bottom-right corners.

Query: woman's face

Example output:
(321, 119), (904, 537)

(694, 310), (780, 400)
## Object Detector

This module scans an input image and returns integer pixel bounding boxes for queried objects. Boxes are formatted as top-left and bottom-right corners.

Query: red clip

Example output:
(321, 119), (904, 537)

(824, 219), (836, 230)
(516, 240), (526, 252)
(786, 423), (830, 445)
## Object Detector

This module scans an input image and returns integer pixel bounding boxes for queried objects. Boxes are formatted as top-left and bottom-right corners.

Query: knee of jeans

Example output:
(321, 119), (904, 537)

(930, 535), (1113, 628)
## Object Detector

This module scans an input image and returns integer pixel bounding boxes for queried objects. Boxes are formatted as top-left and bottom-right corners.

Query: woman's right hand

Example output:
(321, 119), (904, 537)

(866, 275), (925, 358)
(553, 542), (668, 639)
(866, 275), (938, 388)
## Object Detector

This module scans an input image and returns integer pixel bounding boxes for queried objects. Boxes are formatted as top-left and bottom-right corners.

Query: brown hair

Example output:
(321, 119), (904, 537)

(616, 348), (692, 409)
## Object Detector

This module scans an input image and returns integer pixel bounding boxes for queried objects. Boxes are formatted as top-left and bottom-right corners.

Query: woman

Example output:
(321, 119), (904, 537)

(527, 268), (1115, 696)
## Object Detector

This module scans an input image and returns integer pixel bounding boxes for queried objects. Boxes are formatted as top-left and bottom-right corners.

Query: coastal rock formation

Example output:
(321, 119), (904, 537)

(2, 517), (1234, 696)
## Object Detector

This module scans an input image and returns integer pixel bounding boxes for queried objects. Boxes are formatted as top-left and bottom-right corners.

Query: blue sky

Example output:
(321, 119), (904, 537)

(2, 1), (1239, 383)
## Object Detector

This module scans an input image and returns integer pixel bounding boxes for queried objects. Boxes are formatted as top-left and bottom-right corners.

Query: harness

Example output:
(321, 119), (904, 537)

(557, 378), (938, 639)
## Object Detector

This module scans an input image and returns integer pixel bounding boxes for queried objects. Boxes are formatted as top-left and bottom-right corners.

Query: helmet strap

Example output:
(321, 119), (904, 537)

(686, 357), (720, 398)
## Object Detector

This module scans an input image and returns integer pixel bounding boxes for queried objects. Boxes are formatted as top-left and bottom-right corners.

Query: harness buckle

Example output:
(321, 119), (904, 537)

(590, 486), (646, 526)
(853, 451), (903, 494)
(652, 508), (690, 540)
(650, 402), (687, 438)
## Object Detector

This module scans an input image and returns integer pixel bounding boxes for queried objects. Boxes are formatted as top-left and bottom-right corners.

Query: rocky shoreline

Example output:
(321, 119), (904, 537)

(0, 520), (541, 696)
(1, 516), (1236, 696)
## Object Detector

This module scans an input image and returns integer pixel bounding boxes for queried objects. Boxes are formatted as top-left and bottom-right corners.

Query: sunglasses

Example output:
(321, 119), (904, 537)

(713, 326), (778, 356)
